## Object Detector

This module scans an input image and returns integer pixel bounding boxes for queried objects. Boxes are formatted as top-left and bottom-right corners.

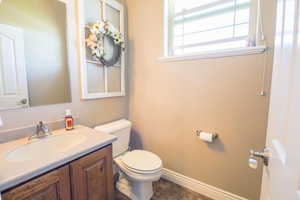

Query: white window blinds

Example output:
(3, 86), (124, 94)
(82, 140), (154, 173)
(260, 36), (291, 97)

(167, 0), (254, 56)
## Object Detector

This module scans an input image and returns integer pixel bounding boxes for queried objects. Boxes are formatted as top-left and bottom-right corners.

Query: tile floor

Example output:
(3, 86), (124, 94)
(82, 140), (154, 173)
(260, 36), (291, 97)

(115, 178), (213, 200)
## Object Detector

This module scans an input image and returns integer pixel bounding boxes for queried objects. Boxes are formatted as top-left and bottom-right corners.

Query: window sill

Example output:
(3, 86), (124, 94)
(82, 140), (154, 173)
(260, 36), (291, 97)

(158, 46), (267, 62)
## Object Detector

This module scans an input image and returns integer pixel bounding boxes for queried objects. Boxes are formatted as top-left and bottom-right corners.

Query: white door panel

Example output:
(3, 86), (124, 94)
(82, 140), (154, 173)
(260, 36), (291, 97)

(260, 0), (300, 200)
(0, 24), (29, 109)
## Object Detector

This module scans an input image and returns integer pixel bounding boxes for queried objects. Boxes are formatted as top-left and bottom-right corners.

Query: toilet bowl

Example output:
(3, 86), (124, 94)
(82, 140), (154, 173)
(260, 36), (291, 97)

(94, 119), (163, 200)
(115, 150), (162, 200)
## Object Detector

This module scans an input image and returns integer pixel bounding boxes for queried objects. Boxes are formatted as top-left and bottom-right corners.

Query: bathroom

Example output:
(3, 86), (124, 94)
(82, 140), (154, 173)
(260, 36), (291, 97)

(0, 0), (299, 200)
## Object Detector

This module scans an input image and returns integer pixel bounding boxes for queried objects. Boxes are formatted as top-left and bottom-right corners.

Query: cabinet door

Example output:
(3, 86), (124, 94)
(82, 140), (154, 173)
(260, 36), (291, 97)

(2, 165), (71, 200)
(70, 145), (114, 200)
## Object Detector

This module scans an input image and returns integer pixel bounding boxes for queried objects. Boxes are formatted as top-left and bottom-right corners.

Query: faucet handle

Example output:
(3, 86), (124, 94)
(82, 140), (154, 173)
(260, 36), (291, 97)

(37, 121), (47, 127)
(40, 121), (46, 124)
(36, 121), (49, 132)
(36, 121), (42, 130)
(36, 121), (44, 127)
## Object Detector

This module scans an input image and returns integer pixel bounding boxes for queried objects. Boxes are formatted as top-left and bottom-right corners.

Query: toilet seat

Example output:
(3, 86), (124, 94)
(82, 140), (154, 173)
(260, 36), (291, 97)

(116, 157), (162, 175)
(115, 156), (162, 182)
(114, 150), (163, 183)
(121, 162), (162, 175)
(120, 150), (162, 174)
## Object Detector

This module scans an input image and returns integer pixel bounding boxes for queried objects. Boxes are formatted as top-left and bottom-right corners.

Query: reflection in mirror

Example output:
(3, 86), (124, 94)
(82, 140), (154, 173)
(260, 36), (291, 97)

(0, 0), (71, 110)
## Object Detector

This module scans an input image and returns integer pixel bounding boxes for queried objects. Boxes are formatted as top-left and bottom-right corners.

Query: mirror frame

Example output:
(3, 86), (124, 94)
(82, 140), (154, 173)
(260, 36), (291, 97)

(77, 0), (125, 99)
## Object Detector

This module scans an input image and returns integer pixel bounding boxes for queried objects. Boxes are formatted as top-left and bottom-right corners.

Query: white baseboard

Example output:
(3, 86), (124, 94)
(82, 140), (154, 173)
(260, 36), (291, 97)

(162, 168), (248, 200)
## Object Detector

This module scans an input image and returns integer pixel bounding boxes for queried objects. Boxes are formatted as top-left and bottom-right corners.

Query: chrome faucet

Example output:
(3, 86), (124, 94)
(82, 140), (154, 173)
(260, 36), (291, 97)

(28, 121), (52, 141)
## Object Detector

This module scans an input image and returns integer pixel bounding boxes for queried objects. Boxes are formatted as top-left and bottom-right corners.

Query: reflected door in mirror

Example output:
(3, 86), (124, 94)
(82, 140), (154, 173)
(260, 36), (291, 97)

(0, 24), (29, 110)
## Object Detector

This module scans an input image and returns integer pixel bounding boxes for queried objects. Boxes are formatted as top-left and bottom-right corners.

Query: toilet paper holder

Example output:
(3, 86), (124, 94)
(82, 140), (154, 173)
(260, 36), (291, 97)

(196, 130), (218, 140)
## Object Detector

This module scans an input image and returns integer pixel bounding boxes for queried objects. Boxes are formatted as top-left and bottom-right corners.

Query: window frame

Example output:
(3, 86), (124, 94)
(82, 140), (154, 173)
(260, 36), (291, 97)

(77, 0), (126, 99)
(161, 0), (266, 61)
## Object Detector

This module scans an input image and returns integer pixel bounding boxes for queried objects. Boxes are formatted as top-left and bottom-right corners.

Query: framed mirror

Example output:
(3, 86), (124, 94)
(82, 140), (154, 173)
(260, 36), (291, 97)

(77, 0), (125, 99)
(0, 0), (71, 110)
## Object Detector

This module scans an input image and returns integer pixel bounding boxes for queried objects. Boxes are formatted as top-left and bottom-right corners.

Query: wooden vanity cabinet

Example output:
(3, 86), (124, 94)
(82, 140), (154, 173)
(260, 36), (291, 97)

(2, 145), (114, 200)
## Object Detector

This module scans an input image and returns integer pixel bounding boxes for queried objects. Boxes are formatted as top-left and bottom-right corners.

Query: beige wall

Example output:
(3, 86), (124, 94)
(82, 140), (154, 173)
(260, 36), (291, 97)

(127, 1), (276, 200)
(0, 0), (128, 131)
(0, 0), (71, 106)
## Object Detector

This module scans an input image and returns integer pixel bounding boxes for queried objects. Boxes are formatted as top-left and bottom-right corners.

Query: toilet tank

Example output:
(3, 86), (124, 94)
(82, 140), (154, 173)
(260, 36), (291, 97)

(94, 119), (132, 158)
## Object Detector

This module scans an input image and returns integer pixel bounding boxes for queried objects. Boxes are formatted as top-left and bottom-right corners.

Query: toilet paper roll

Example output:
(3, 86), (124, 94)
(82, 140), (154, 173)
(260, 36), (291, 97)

(198, 131), (214, 142)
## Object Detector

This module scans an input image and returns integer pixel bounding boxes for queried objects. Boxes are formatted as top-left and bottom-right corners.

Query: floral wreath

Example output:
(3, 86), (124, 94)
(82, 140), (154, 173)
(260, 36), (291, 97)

(85, 20), (124, 62)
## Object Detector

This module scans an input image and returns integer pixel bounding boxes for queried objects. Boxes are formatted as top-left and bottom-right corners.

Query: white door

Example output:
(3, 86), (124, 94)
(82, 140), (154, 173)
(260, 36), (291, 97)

(0, 24), (29, 110)
(259, 0), (300, 199)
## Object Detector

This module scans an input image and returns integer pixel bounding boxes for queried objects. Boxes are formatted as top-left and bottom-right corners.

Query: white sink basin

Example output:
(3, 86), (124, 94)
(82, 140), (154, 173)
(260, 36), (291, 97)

(5, 134), (87, 162)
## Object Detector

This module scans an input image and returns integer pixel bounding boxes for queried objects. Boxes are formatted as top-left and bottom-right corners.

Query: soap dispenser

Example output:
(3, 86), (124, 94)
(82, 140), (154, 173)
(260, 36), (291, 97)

(64, 109), (74, 130)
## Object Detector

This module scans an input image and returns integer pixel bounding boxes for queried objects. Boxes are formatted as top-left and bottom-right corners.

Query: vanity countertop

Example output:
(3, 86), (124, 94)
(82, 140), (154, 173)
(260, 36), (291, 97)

(0, 125), (116, 192)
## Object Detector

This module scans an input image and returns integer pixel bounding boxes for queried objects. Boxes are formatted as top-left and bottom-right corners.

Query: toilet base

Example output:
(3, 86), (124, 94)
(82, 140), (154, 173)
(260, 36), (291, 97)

(116, 175), (154, 200)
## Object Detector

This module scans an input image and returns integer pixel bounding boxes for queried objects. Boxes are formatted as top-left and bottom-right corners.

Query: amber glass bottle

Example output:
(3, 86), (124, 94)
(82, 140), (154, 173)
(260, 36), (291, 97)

(65, 109), (74, 130)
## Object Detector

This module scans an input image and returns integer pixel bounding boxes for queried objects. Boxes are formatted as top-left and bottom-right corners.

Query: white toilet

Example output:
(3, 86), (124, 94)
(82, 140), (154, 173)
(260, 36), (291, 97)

(94, 119), (163, 200)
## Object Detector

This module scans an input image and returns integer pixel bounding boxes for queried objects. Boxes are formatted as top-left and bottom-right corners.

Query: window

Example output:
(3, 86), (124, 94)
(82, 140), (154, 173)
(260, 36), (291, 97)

(164, 0), (264, 58)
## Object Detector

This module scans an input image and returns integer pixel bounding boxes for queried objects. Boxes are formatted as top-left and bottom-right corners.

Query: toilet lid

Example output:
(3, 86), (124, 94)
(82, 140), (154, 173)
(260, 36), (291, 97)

(121, 150), (162, 171)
